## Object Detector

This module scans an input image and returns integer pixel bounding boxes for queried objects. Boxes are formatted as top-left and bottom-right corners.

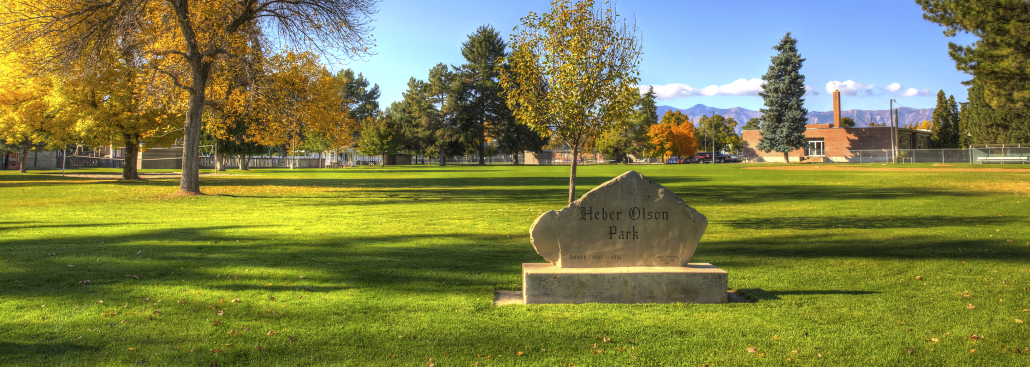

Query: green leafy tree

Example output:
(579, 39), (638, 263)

(757, 33), (809, 163)
(357, 114), (403, 166)
(839, 116), (856, 127)
(500, 0), (641, 204)
(697, 114), (743, 155)
(743, 118), (761, 130)
(917, 0), (1030, 110)
(597, 87), (657, 162)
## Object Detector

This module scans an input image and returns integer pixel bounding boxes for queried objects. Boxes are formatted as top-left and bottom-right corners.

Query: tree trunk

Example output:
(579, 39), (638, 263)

(512, 153), (519, 165)
(381, 153), (387, 167)
(215, 153), (226, 171)
(178, 69), (208, 195)
(18, 148), (28, 173)
(478, 138), (486, 165)
(438, 143), (446, 166)
(243, 155), (250, 170)
(783, 151), (789, 163)
(568, 145), (580, 205)
(122, 133), (140, 180)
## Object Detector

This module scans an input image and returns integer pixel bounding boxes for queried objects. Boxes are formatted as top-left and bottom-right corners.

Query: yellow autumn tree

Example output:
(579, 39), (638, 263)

(2, 0), (378, 194)
(500, 0), (642, 204)
(0, 45), (62, 173)
(648, 110), (698, 161)
(219, 50), (358, 169)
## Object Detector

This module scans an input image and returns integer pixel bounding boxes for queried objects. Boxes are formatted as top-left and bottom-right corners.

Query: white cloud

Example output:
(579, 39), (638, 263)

(902, 88), (933, 97)
(826, 80), (876, 96)
(805, 85), (819, 96)
(886, 83), (903, 92)
(641, 78), (765, 99)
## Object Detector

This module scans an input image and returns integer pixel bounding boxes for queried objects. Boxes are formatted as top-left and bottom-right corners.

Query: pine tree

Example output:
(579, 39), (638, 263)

(453, 25), (510, 165)
(757, 33), (808, 163)
(930, 90), (952, 148)
(947, 95), (961, 147)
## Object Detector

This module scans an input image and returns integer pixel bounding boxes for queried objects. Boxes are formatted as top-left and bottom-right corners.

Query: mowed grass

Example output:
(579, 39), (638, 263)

(1, 163), (1028, 366)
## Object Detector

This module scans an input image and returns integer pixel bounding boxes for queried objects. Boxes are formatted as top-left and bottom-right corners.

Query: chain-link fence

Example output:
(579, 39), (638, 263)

(841, 147), (1028, 164)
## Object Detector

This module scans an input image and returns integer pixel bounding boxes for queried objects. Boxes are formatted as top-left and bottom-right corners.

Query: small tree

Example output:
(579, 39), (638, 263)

(757, 33), (809, 163)
(839, 117), (856, 127)
(500, 0), (641, 204)
(743, 118), (761, 130)
(357, 114), (402, 166)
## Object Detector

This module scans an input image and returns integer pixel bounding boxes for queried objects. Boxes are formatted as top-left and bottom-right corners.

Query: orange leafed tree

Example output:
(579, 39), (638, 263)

(648, 110), (697, 160)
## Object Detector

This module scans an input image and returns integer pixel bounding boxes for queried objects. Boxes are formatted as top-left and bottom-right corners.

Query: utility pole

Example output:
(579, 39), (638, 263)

(712, 111), (717, 164)
(889, 99), (896, 163)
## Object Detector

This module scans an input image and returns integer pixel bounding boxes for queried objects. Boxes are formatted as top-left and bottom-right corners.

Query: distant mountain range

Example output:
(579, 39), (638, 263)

(657, 104), (935, 133)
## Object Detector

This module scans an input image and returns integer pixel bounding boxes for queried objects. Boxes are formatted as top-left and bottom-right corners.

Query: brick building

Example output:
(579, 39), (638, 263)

(742, 90), (931, 163)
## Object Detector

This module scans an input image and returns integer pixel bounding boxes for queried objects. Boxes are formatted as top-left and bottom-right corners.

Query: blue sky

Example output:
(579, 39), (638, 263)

(335, 0), (977, 112)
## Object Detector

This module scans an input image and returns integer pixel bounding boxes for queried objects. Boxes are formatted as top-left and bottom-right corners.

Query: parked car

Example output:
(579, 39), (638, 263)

(691, 151), (739, 163)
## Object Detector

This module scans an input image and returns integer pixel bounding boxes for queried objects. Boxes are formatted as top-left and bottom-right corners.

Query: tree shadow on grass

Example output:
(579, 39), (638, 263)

(0, 341), (100, 361)
(735, 289), (879, 302)
(0, 221), (148, 233)
(717, 215), (1024, 230)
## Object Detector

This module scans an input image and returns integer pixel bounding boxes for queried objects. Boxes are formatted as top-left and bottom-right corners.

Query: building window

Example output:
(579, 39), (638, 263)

(806, 139), (825, 156)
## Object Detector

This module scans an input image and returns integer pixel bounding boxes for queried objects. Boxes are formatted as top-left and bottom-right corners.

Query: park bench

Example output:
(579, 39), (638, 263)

(977, 156), (1028, 164)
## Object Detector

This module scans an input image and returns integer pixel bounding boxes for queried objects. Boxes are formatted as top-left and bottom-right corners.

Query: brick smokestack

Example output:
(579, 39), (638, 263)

(832, 89), (841, 128)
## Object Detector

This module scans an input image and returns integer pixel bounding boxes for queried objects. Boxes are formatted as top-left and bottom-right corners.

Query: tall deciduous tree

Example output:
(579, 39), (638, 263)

(500, 0), (641, 204)
(917, 0), (1030, 110)
(757, 33), (808, 163)
(2, 0), (378, 194)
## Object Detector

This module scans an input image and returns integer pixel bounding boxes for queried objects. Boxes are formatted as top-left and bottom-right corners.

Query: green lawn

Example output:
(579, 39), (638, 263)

(1, 163), (1028, 366)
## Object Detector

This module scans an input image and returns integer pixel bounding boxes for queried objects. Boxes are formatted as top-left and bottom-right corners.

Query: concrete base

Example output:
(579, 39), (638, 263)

(522, 263), (727, 304)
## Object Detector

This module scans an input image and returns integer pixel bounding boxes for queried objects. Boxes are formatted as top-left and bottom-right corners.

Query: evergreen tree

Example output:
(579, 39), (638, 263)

(930, 90), (953, 148)
(963, 81), (1030, 144)
(453, 25), (510, 165)
(917, 0), (1030, 110)
(947, 95), (961, 147)
(757, 33), (808, 162)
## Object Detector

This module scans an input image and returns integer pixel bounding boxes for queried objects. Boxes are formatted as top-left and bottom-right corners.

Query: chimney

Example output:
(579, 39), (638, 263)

(832, 89), (841, 128)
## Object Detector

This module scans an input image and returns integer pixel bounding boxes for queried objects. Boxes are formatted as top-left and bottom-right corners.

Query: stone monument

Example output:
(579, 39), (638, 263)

(522, 171), (727, 304)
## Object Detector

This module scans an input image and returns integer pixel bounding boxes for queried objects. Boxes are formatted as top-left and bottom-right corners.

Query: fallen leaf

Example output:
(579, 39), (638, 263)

(139, 297), (149, 301)
(970, 349), (976, 353)
(267, 331), (279, 336)
(256, 345), (262, 351)
(516, 351), (523, 356)
(967, 304), (976, 309)
(602, 337), (611, 343)
(930, 338), (939, 343)
(214, 349), (222, 353)
(217, 310), (223, 316)
(232, 299), (240, 303)
(747, 347), (757, 353)
(907, 348), (914, 355)
(916, 276), (923, 280)
(1017, 319), (1024, 324)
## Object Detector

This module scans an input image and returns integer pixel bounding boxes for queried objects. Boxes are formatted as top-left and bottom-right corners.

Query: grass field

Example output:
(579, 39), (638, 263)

(1, 163), (1028, 366)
